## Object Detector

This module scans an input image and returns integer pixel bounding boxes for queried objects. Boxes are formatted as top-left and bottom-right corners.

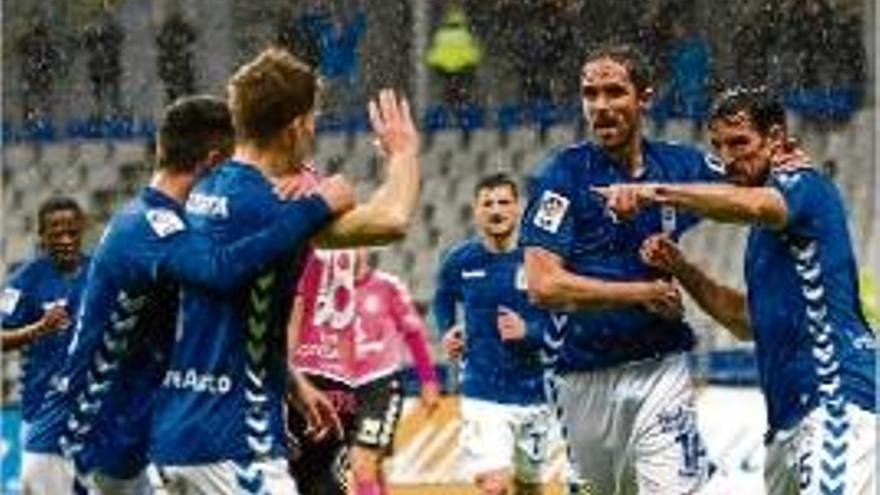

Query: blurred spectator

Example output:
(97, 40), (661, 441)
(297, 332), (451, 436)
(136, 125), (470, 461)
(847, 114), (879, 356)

(732, 2), (779, 88)
(302, 2), (367, 111)
(16, 19), (62, 123)
(156, 13), (197, 103)
(276, 4), (320, 68)
(651, 12), (712, 126)
(859, 269), (879, 329)
(83, 10), (125, 118)
(426, 4), (483, 108)
(503, 0), (576, 104)
(785, 0), (866, 120)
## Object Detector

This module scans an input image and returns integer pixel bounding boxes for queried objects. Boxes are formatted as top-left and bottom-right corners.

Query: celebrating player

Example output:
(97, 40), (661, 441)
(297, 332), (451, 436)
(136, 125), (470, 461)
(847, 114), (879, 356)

(434, 173), (551, 495)
(600, 87), (877, 495)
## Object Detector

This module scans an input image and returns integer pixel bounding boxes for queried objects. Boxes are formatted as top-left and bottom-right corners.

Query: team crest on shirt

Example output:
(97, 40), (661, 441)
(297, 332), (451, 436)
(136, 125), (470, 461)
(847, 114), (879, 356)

(704, 154), (726, 175)
(775, 171), (803, 190)
(146, 209), (186, 238)
(0, 288), (21, 315)
(533, 190), (569, 234)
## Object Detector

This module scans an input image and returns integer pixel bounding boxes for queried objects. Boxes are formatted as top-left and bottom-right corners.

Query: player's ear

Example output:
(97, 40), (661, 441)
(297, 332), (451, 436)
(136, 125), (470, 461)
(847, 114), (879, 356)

(639, 86), (654, 111)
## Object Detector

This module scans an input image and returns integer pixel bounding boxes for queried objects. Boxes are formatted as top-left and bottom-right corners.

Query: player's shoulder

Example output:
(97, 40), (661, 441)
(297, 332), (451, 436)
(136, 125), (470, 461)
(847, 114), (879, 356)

(372, 270), (408, 292)
(530, 141), (600, 182)
(99, 192), (187, 256)
(440, 237), (482, 266)
(189, 159), (275, 218)
(647, 138), (723, 176)
(3, 255), (52, 287)
(769, 164), (824, 185)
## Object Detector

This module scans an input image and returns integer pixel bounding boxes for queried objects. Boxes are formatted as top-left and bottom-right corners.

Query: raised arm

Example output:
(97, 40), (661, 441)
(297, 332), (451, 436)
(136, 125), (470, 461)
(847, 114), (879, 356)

(313, 90), (420, 248)
(524, 246), (683, 319)
(640, 234), (751, 340)
(162, 188), (344, 291)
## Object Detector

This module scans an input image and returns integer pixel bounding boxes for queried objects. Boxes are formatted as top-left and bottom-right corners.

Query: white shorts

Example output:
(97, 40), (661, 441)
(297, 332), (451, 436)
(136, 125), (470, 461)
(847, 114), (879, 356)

(765, 403), (876, 495)
(459, 398), (553, 483)
(21, 451), (78, 495)
(159, 458), (298, 495)
(551, 353), (710, 495)
(80, 469), (154, 495)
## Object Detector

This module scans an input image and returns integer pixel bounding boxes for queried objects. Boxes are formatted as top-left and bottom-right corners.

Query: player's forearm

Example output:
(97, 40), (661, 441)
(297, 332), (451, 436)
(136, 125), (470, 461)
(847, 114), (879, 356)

(168, 196), (332, 291)
(656, 184), (786, 229)
(402, 330), (438, 384)
(431, 293), (457, 334)
(1, 323), (44, 351)
(529, 268), (655, 311)
(525, 249), (654, 311)
(313, 152), (419, 248)
(670, 258), (752, 340)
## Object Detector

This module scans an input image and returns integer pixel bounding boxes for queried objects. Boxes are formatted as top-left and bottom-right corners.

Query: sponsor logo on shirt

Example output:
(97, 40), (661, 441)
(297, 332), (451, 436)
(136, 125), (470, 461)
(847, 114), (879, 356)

(0, 288), (21, 316)
(162, 368), (233, 395)
(146, 209), (186, 238)
(533, 190), (569, 234)
(461, 270), (486, 279)
(186, 193), (230, 218)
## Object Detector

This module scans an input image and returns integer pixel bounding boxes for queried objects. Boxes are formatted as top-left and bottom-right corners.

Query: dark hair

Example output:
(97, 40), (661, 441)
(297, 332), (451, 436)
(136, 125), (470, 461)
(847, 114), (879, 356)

(583, 42), (654, 93)
(157, 95), (234, 171)
(474, 173), (518, 199)
(38, 196), (84, 234)
(228, 47), (319, 145)
(709, 87), (786, 134)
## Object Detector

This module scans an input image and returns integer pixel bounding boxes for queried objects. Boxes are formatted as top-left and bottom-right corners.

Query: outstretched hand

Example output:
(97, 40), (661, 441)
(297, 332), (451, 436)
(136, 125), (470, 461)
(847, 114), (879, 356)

(368, 89), (419, 159)
(591, 184), (663, 221)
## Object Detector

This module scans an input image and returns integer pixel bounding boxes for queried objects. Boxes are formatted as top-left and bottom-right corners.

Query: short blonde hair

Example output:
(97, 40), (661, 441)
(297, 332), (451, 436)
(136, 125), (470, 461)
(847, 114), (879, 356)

(228, 47), (319, 145)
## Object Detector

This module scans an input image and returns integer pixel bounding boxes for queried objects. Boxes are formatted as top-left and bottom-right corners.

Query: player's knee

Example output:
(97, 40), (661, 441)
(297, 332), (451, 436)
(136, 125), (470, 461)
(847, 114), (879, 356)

(476, 471), (511, 495)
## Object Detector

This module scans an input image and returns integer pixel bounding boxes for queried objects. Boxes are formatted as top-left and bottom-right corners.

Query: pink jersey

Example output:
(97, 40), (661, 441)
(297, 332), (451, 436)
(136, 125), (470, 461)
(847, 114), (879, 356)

(353, 270), (435, 384)
(291, 250), (436, 386)
(292, 249), (359, 384)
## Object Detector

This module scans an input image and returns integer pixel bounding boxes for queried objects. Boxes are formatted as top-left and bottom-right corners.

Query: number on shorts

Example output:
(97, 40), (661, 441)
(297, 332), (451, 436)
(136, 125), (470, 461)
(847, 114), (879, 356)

(675, 428), (706, 477)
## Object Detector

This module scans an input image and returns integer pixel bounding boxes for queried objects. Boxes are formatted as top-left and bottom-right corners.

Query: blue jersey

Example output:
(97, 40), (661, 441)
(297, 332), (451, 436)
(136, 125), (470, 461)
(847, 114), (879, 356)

(519, 139), (723, 372)
(151, 161), (319, 465)
(0, 255), (90, 428)
(745, 168), (876, 434)
(433, 238), (545, 405)
(27, 185), (330, 478)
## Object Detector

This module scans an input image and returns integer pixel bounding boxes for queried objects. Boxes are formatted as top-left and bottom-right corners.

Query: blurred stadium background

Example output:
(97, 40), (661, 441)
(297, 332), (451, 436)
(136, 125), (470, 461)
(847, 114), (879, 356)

(1, 0), (876, 493)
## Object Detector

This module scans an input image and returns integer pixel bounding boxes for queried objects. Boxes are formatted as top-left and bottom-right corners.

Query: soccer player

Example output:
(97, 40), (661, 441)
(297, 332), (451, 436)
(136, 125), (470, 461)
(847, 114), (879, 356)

(600, 87), (877, 495)
(519, 43), (725, 494)
(1, 197), (89, 494)
(433, 173), (551, 495)
(151, 48), (420, 494)
(289, 247), (439, 495)
(26, 95), (352, 495)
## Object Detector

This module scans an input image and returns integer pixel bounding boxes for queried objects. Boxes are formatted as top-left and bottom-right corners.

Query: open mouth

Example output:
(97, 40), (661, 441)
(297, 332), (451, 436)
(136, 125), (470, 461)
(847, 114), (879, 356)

(593, 121), (618, 133)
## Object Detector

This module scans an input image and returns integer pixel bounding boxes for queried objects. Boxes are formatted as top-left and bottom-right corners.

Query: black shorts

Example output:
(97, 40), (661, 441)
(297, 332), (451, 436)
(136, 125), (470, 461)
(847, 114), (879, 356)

(351, 373), (404, 451)
(287, 373), (403, 495)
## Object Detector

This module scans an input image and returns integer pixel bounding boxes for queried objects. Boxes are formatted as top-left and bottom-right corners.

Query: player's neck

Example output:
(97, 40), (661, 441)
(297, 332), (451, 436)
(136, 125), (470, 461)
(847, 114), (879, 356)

(481, 232), (516, 253)
(233, 144), (293, 179)
(608, 137), (645, 178)
(150, 170), (195, 204)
